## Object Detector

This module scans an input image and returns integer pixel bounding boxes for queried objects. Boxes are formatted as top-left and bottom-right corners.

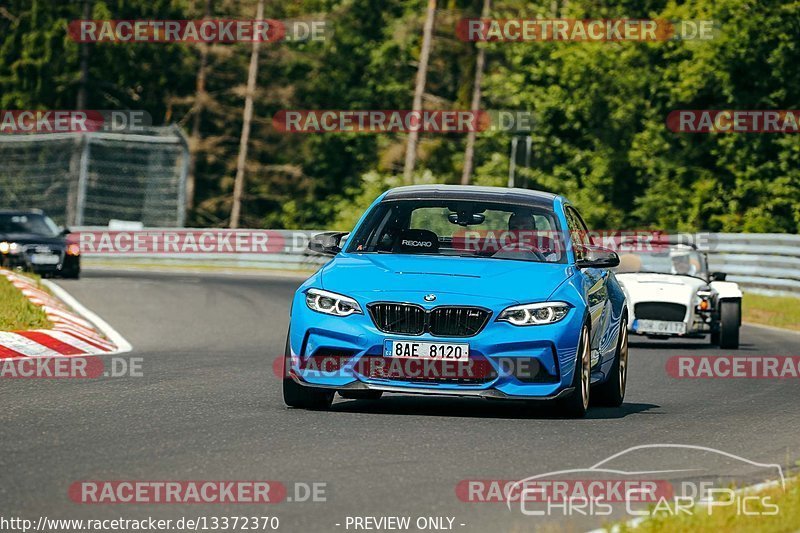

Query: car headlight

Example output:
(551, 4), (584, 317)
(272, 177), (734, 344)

(497, 301), (571, 326)
(305, 288), (362, 317)
(0, 242), (20, 255)
(695, 285), (712, 311)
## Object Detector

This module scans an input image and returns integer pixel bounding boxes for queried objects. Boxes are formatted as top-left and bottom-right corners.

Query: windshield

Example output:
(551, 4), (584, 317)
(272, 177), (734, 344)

(615, 245), (708, 278)
(0, 213), (60, 238)
(346, 199), (567, 263)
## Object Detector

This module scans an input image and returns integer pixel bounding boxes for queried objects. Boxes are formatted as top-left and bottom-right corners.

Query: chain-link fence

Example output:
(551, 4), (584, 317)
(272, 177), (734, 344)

(0, 126), (188, 227)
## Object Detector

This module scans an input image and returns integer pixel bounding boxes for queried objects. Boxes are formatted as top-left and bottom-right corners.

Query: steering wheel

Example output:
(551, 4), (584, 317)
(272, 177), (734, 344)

(492, 242), (547, 262)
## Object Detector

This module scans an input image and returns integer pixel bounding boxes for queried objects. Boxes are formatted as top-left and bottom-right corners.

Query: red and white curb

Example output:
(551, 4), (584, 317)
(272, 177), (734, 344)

(0, 269), (131, 359)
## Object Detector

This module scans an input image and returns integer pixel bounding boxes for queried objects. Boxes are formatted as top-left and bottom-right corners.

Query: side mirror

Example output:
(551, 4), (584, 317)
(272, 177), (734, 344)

(308, 232), (349, 256)
(61, 227), (72, 236)
(710, 272), (727, 282)
(575, 244), (620, 269)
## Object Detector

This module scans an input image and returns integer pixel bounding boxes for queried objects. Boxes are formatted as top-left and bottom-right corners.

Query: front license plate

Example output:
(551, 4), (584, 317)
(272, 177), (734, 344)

(30, 254), (60, 265)
(384, 340), (470, 361)
(635, 319), (686, 335)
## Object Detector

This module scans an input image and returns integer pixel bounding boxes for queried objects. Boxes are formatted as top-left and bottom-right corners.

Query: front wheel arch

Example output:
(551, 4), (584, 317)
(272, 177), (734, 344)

(555, 320), (592, 418)
(592, 311), (628, 407)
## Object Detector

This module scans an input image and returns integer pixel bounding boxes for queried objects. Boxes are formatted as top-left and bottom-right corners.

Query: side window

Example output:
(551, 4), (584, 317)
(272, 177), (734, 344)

(572, 208), (592, 244)
(565, 207), (590, 261)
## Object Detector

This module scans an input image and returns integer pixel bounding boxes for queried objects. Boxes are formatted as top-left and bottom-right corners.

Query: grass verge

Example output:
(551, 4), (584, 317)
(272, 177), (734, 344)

(616, 478), (798, 533)
(0, 271), (53, 331)
(742, 293), (800, 332)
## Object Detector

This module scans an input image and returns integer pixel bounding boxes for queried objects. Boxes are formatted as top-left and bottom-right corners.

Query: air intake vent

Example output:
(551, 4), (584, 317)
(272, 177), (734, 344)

(367, 303), (490, 337)
(429, 307), (490, 337)
(634, 302), (687, 322)
(368, 303), (426, 335)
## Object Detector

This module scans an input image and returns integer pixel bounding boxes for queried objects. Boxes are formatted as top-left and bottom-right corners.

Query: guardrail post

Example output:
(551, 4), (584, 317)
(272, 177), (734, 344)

(174, 125), (189, 227)
(74, 134), (91, 226)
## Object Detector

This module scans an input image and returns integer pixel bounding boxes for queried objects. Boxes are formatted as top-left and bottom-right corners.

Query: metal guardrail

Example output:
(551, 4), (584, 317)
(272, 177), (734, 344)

(1, 128), (188, 228)
(72, 228), (799, 295)
(697, 233), (800, 295)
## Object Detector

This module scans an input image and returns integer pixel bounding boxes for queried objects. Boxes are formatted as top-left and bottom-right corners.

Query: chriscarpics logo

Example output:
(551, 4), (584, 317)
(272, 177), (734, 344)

(492, 444), (784, 519)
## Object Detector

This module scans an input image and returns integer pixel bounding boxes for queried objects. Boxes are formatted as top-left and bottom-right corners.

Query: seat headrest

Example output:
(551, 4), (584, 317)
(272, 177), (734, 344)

(395, 229), (439, 253)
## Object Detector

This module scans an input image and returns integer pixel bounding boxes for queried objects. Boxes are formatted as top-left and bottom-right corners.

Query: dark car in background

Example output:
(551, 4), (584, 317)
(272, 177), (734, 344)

(0, 209), (80, 279)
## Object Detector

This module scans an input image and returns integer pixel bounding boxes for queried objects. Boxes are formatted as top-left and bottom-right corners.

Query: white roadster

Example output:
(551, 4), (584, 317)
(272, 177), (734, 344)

(615, 242), (743, 349)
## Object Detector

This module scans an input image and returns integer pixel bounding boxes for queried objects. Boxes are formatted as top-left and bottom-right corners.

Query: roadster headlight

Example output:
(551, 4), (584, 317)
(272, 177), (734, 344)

(497, 301), (571, 326)
(695, 285), (712, 311)
(0, 242), (20, 255)
(305, 288), (362, 317)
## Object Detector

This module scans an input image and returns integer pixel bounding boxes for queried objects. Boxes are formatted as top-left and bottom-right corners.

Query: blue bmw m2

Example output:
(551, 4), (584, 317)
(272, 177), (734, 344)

(283, 185), (628, 417)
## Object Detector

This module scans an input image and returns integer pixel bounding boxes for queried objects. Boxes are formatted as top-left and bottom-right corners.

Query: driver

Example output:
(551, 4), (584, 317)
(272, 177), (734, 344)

(670, 249), (697, 276)
(505, 212), (557, 261)
(508, 212), (535, 231)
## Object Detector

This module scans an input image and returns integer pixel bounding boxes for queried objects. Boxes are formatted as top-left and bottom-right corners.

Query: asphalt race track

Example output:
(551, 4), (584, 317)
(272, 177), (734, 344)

(2, 270), (799, 532)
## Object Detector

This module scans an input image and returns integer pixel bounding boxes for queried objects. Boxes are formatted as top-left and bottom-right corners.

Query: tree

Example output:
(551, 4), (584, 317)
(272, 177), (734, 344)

(403, 0), (436, 184)
(461, 0), (490, 185)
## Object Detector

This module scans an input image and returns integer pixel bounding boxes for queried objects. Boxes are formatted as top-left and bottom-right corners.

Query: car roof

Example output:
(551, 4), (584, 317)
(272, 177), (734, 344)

(0, 209), (45, 215)
(383, 185), (559, 207)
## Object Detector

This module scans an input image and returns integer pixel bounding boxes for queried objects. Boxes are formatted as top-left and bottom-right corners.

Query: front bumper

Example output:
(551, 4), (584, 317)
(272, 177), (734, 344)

(289, 377), (575, 401)
(629, 311), (713, 338)
(626, 294), (719, 339)
(1, 250), (76, 277)
(287, 295), (590, 400)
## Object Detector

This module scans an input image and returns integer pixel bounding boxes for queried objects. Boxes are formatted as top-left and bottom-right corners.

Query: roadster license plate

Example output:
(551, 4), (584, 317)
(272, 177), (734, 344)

(634, 319), (686, 335)
(384, 340), (470, 361)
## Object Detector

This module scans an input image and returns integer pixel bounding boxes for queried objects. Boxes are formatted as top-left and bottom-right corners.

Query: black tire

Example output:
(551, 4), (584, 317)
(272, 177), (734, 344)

(593, 316), (628, 407)
(282, 335), (334, 410)
(718, 300), (741, 349)
(61, 270), (80, 280)
(556, 324), (591, 418)
(338, 390), (383, 400)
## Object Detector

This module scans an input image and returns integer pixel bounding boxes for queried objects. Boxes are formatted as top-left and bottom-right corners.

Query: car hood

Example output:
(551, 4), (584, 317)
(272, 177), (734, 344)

(616, 273), (707, 305)
(0, 233), (65, 247)
(319, 254), (573, 306)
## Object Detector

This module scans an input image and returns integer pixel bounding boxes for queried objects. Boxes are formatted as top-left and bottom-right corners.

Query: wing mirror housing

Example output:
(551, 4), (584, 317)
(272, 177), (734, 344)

(710, 271), (727, 282)
(575, 244), (620, 269)
(308, 232), (349, 256)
